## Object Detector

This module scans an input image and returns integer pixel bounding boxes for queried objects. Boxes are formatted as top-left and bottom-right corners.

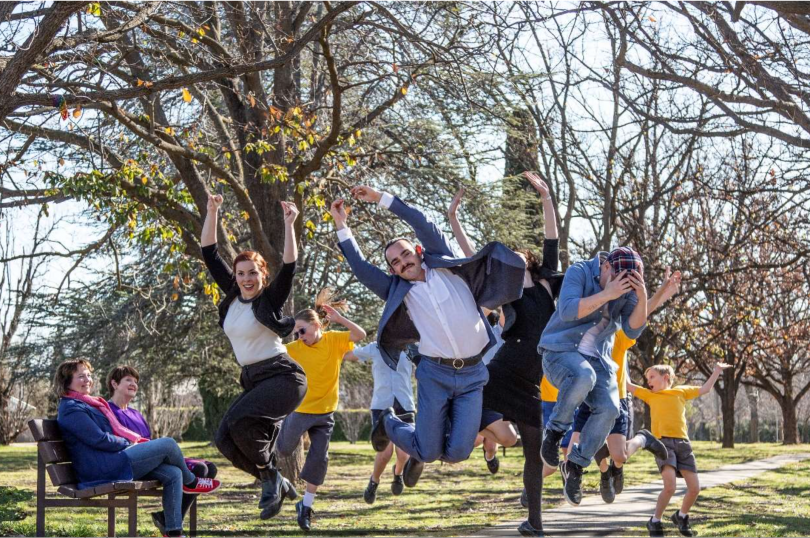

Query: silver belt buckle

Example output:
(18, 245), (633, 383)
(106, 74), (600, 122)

(452, 358), (464, 370)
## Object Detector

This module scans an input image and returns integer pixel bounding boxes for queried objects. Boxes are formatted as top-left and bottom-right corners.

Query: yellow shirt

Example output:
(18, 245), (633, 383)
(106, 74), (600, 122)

(613, 330), (636, 399)
(632, 385), (700, 440)
(540, 330), (637, 402)
(286, 331), (354, 414)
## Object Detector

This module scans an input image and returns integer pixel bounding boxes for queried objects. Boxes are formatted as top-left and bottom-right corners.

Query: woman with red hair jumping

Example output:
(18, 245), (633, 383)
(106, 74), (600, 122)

(201, 193), (307, 521)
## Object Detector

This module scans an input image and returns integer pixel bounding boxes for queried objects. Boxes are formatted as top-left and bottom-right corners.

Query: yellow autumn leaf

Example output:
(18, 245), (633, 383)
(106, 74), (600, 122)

(182, 88), (193, 103)
(241, 211), (250, 221)
(171, 292), (179, 301)
(164, 127), (175, 135)
(72, 106), (82, 118)
(401, 87), (408, 95)
(141, 176), (148, 185)
(649, 15), (657, 22)
(136, 79), (144, 87)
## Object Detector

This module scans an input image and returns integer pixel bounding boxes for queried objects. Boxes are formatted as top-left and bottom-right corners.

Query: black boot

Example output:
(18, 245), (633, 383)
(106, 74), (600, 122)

(518, 520), (545, 537)
(258, 468), (298, 520)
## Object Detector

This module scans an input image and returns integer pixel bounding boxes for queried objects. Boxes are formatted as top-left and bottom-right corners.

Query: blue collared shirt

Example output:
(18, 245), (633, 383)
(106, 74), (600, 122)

(353, 342), (415, 411)
(538, 253), (645, 372)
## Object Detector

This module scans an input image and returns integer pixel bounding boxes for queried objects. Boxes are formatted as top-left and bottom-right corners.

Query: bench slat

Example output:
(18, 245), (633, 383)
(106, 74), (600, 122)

(39, 441), (70, 464)
(57, 481), (162, 499)
(28, 419), (62, 442)
(46, 463), (76, 486)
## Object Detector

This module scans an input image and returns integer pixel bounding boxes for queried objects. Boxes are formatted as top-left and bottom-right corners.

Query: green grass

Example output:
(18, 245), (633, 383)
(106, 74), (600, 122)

(1, 441), (808, 536)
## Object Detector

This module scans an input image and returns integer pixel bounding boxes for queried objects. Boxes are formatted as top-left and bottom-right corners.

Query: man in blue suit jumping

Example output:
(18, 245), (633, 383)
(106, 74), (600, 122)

(329, 186), (525, 487)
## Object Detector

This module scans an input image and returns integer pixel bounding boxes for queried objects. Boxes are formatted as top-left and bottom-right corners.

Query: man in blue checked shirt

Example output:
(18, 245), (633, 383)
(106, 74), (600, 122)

(344, 343), (416, 504)
(538, 247), (650, 507)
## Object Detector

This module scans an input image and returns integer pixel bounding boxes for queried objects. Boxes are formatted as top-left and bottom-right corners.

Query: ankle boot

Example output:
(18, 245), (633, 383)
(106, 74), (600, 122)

(258, 467), (281, 510)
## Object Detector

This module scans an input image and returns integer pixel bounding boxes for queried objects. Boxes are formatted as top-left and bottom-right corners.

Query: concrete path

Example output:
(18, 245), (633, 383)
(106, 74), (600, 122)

(473, 452), (810, 537)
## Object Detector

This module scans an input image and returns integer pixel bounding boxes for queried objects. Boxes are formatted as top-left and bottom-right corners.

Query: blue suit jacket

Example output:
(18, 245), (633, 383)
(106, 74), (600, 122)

(57, 398), (133, 489)
(338, 195), (526, 370)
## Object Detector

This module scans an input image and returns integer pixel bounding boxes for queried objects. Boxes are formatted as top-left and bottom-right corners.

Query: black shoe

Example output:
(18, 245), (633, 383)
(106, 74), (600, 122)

(363, 477), (378, 505)
(259, 471), (297, 520)
(150, 512), (166, 535)
(258, 468), (280, 510)
(647, 517), (665, 537)
(560, 460), (583, 506)
(371, 407), (394, 452)
(639, 429), (668, 460)
(540, 428), (565, 468)
(403, 457), (424, 488)
(391, 468), (404, 496)
(671, 511), (695, 537)
(520, 488), (528, 508)
(600, 469), (616, 504)
(484, 448), (500, 474)
(296, 500), (313, 531)
(610, 461), (625, 494)
(518, 520), (545, 537)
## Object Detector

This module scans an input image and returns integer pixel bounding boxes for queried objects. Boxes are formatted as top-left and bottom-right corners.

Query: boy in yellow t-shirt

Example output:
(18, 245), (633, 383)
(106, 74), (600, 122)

(276, 294), (366, 531)
(628, 362), (732, 537)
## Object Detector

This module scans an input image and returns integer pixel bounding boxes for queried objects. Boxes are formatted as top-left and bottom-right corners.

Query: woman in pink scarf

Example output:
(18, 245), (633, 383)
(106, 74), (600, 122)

(55, 359), (221, 537)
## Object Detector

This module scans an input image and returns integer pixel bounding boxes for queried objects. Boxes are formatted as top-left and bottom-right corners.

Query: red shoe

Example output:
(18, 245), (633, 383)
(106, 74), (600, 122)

(183, 477), (221, 494)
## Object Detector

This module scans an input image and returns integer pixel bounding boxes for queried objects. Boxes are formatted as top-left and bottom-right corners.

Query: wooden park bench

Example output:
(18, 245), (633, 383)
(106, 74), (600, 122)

(28, 418), (197, 537)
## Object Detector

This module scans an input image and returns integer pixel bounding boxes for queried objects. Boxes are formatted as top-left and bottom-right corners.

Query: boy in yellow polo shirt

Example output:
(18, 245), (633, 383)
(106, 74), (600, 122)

(628, 362), (732, 537)
(277, 292), (366, 531)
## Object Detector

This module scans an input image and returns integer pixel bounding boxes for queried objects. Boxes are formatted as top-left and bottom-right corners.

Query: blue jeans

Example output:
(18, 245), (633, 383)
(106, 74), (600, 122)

(542, 350), (620, 468)
(126, 438), (196, 532)
(386, 358), (488, 463)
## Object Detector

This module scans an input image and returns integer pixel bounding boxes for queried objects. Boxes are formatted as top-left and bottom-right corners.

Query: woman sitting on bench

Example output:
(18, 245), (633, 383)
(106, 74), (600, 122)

(107, 364), (218, 535)
(55, 359), (221, 537)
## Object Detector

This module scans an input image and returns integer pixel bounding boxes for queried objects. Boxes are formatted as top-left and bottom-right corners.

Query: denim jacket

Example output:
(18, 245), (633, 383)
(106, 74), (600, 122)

(538, 253), (645, 372)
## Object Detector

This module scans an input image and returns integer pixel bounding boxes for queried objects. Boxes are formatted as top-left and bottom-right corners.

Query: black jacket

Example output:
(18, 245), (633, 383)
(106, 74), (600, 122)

(201, 244), (296, 338)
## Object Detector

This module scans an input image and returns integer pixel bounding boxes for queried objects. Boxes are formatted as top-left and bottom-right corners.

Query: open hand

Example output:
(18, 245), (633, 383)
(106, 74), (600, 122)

(604, 270), (632, 300)
(280, 201), (299, 226)
(714, 362), (733, 373)
(659, 266), (682, 302)
(523, 171), (550, 198)
(626, 269), (647, 300)
(207, 194), (223, 212)
(350, 185), (382, 204)
(320, 304), (344, 324)
(448, 187), (465, 218)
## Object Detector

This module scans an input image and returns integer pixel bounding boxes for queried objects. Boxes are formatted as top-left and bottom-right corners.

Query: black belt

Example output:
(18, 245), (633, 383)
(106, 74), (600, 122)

(421, 352), (484, 370)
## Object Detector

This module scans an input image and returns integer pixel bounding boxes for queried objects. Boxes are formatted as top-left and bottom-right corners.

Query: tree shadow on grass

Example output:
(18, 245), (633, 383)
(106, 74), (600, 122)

(0, 451), (37, 473)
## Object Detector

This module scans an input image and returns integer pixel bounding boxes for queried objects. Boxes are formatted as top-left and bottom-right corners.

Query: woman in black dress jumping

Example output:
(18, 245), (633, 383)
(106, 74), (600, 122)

(448, 172), (563, 537)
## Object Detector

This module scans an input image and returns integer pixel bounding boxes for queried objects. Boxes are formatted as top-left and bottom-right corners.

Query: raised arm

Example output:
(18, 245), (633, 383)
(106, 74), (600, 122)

(330, 199), (393, 300)
(322, 304), (367, 343)
(351, 185), (455, 257)
(699, 363), (733, 396)
(625, 269), (648, 335)
(280, 201), (299, 264)
(201, 194), (222, 248)
(447, 188), (476, 257)
(524, 172), (558, 241)
(200, 194), (236, 292)
(647, 266), (682, 313)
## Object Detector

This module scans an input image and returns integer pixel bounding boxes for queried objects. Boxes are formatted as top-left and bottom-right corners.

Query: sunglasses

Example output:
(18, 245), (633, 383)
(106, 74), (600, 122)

(295, 328), (307, 339)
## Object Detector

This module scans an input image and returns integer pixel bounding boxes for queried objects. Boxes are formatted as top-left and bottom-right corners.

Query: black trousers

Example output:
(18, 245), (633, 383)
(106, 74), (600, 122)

(215, 354), (307, 479)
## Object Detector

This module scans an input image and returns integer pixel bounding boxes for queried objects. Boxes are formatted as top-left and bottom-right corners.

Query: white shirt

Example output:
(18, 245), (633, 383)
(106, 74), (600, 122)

(482, 324), (504, 365)
(223, 298), (287, 366)
(353, 343), (415, 411)
(336, 192), (489, 359)
(578, 305), (610, 359)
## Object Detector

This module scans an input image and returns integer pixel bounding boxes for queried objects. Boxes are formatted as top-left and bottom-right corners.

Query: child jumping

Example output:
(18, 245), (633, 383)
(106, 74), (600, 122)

(627, 361), (732, 537)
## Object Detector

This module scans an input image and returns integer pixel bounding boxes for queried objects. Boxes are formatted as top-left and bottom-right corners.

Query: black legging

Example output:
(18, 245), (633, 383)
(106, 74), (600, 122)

(516, 421), (543, 530)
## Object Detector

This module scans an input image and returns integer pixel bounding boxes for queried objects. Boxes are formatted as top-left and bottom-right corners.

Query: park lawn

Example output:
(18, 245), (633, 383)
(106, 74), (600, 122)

(1, 440), (809, 537)
(682, 458), (810, 538)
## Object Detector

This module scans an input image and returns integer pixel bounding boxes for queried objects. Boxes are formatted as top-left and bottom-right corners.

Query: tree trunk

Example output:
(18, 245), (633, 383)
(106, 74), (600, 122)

(781, 377), (799, 444)
(719, 382), (735, 448)
(744, 384), (759, 443)
(504, 108), (543, 249)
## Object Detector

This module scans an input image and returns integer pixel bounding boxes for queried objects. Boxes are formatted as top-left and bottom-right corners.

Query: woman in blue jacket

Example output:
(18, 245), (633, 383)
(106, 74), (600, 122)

(55, 359), (221, 537)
